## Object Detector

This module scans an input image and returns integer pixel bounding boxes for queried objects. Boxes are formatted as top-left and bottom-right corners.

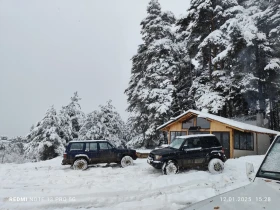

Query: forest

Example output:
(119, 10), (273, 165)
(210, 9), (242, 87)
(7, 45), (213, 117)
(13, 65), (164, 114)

(125, 0), (280, 147)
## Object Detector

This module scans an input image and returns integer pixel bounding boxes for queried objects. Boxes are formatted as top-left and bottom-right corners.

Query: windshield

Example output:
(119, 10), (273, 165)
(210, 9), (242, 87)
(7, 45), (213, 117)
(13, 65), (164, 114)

(257, 136), (280, 181)
(169, 138), (185, 149)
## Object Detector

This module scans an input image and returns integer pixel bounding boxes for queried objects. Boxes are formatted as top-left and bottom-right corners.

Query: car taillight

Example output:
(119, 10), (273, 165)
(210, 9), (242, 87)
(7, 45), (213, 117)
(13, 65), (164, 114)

(63, 153), (67, 159)
(221, 148), (225, 153)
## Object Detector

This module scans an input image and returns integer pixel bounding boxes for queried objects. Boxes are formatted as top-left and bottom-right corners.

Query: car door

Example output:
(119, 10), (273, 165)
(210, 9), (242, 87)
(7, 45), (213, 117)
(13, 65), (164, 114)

(182, 138), (204, 168)
(84, 142), (99, 164)
(200, 137), (213, 164)
(98, 142), (115, 163)
(107, 143), (118, 162)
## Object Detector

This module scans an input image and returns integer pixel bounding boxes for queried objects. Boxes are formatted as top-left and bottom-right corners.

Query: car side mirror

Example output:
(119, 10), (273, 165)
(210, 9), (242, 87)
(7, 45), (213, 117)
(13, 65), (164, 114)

(246, 162), (255, 182)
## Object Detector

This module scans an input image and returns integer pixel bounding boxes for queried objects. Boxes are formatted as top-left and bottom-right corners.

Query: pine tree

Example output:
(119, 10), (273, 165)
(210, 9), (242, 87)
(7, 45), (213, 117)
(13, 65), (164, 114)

(255, 0), (280, 129)
(170, 51), (195, 117)
(25, 106), (65, 161)
(125, 0), (179, 147)
(79, 100), (126, 147)
(177, 0), (240, 115)
(60, 92), (85, 141)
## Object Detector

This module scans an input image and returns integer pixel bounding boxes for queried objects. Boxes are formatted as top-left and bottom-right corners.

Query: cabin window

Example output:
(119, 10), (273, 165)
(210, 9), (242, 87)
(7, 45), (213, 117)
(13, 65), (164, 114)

(234, 131), (254, 151)
(197, 117), (210, 128)
(182, 119), (194, 129)
(170, 131), (187, 142)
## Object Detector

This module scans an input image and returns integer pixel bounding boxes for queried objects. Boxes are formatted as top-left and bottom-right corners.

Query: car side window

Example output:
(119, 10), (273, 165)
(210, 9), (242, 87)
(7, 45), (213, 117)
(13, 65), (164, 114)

(107, 144), (113, 149)
(210, 137), (221, 147)
(202, 137), (221, 148)
(85, 143), (98, 151)
(70, 143), (84, 151)
(90, 143), (98, 151)
(192, 138), (201, 148)
(99, 143), (110, 150)
(201, 138), (211, 148)
(184, 138), (201, 149)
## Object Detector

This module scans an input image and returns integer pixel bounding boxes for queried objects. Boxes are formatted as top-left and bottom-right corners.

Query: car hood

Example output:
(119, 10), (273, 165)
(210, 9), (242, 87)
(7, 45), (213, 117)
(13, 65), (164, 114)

(150, 147), (177, 156)
(183, 177), (280, 210)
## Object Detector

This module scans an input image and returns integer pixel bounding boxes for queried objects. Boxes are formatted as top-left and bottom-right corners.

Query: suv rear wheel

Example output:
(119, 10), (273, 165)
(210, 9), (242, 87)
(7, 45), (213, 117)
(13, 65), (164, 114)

(162, 160), (179, 175)
(121, 156), (133, 167)
(208, 158), (224, 174)
(73, 158), (88, 170)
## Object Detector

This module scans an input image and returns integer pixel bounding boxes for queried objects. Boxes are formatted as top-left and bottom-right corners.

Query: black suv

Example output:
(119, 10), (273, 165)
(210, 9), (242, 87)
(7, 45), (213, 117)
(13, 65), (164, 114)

(62, 140), (137, 170)
(148, 134), (227, 175)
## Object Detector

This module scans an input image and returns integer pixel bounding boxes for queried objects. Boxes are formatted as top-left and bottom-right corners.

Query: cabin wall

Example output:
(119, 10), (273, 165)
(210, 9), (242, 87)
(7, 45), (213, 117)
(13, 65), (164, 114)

(210, 121), (231, 132)
(257, 133), (271, 155)
(233, 133), (257, 158)
(233, 133), (271, 158)
(169, 123), (184, 131)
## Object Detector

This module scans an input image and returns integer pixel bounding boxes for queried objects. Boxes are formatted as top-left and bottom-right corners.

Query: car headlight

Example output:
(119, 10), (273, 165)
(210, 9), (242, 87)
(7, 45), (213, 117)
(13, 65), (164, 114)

(154, 155), (162, 160)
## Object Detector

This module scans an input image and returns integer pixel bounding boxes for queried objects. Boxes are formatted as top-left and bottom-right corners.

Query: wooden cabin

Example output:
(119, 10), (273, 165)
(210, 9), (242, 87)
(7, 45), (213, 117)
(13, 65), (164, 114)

(157, 110), (279, 158)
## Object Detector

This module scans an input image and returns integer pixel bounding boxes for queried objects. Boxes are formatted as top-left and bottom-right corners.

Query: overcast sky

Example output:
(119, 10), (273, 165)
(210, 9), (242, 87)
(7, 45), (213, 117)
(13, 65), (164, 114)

(0, 0), (190, 137)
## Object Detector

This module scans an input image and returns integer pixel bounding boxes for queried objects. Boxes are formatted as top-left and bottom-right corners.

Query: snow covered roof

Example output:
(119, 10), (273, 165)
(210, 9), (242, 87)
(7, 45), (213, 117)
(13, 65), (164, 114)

(157, 109), (279, 135)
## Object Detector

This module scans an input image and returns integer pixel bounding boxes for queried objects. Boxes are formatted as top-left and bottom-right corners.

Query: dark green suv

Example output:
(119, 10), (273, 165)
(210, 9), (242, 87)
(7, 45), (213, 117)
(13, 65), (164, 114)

(148, 134), (227, 175)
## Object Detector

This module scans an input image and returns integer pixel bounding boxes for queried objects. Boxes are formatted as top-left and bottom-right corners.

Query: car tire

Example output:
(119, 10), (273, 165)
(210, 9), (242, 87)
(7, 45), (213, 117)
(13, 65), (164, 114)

(73, 158), (88, 170)
(162, 160), (179, 175)
(208, 158), (224, 174)
(121, 156), (133, 167)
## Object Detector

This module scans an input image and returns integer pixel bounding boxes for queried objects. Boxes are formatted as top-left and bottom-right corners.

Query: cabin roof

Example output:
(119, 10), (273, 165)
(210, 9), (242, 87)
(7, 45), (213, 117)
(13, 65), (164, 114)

(157, 109), (279, 135)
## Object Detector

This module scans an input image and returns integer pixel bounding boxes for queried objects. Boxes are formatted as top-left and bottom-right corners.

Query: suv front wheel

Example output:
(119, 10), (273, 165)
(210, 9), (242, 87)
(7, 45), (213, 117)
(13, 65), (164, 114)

(208, 158), (224, 174)
(73, 158), (88, 170)
(162, 160), (179, 175)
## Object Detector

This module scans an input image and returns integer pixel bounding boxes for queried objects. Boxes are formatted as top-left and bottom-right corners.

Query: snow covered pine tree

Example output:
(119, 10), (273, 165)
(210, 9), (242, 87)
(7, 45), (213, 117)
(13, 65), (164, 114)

(125, 0), (179, 147)
(60, 92), (85, 142)
(25, 106), (66, 161)
(176, 0), (280, 120)
(79, 100), (127, 148)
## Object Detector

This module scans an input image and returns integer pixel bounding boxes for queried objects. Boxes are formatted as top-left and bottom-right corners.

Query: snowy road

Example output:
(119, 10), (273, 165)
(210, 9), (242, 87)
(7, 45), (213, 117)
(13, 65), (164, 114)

(0, 156), (263, 210)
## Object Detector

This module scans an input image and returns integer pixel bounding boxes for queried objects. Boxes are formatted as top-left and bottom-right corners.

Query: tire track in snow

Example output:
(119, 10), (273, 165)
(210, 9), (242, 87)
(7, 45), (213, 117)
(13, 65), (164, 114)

(11, 180), (214, 210)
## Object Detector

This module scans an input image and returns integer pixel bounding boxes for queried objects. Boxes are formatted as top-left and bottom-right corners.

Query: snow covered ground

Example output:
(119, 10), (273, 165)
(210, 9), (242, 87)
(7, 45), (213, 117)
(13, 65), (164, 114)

(0, 156), (263, 210)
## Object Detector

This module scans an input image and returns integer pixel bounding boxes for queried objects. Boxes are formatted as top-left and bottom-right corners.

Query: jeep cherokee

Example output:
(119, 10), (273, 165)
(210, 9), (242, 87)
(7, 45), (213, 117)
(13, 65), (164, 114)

(62, 140), (137, 170)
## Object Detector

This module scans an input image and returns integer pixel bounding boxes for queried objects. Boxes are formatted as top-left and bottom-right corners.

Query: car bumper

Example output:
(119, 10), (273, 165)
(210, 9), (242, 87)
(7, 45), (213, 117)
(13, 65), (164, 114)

(222, 154), (227, 162)
(61, 159), (72, 165)
(147, 157), (163, 169)
(132, 154), (138, 160)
